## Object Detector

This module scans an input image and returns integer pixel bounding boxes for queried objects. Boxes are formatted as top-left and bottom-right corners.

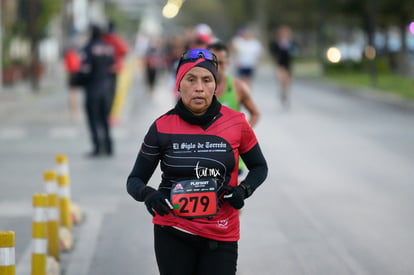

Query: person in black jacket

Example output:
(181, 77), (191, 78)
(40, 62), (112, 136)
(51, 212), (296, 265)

(78, 25), (115, 157)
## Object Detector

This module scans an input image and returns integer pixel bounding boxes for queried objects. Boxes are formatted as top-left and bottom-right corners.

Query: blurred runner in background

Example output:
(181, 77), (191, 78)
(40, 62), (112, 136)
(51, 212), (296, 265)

(63, 41), (82, 121)
(144, 36), (164, 94)
(208, 41), (260, 176)
(269, 25), (295, 108)
(230, 27), (262, 87)
(208, 41), (260, 127)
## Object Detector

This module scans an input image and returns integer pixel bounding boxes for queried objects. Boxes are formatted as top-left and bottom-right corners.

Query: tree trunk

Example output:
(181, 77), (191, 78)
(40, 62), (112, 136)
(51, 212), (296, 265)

(396, 20), (410, 76)
(29, 0), (40, 92)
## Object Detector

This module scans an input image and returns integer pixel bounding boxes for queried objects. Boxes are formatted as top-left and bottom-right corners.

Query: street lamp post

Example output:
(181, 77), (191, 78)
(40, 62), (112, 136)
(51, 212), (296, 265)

(366, 0), (377, 88)
(317, 0), (327, 74)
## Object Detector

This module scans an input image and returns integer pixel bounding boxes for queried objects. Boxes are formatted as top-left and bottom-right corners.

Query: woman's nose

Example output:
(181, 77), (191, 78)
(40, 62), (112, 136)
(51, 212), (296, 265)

(194, 79), (204, 91)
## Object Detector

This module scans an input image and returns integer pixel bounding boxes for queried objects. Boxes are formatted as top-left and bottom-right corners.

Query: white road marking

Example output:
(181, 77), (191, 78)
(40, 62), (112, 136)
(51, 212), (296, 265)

(0, 200), (31, 217)
(0, 127), (129, 140)
(113, 127), (129, 139)
(49, 127), (79, 139)
(0, 128), (26, 139)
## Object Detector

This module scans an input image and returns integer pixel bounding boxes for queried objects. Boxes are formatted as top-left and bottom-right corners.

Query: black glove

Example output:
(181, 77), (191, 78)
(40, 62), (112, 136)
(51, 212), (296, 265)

(143, 187), (173, 216)
(223, 185), (246, 209)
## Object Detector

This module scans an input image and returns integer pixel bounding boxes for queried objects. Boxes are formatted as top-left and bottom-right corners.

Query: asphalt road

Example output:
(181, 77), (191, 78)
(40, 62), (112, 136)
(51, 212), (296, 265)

(1, 61), (414, 275)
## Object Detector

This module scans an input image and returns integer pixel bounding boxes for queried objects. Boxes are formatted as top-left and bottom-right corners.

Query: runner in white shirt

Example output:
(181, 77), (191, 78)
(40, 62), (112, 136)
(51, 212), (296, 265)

(231, 27), (262, 87)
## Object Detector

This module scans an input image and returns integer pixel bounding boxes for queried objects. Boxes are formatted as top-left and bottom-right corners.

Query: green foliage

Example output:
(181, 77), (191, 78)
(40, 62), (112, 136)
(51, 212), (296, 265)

(324, 56), (391, 75)
(105, 2), (135, 35)
(360, 57), (390, 73)
(15, 0), (61, 37)
(1, 35), (13, 68)
(324, 60), (363, 74)
(37, 0), (61, 35)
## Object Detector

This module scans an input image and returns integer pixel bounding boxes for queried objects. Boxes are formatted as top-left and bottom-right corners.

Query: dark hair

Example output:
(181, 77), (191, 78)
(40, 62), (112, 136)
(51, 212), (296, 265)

(90, 24), (102, 40)
(108, 21), (115, 32)
(207, 41), (229, 54)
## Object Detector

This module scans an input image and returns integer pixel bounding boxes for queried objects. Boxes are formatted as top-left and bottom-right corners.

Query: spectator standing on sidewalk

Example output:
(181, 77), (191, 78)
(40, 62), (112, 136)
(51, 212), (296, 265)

(230, 27), (262, 87)
(269, 25), (295, 107)
(78, 25), (115, 157)
(127, 48), (268, 274)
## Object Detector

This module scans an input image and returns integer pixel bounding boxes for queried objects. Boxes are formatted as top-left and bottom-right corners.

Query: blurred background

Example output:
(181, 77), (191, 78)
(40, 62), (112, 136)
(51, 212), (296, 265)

(1, 2), (414, 274)
(1, 0), (413, 96)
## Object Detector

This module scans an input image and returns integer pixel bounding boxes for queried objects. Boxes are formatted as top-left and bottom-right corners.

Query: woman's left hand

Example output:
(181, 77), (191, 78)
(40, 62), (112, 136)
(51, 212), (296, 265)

(222, 185), (245, 209)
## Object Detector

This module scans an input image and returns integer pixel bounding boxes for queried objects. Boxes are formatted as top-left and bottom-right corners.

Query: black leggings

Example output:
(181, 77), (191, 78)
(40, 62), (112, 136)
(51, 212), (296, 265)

(154, 224), (238, 275)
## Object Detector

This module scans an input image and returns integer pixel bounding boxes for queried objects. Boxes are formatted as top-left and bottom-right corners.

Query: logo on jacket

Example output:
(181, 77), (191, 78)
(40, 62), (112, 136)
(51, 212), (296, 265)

(194, 161), (221, 179)
(173, 183), (183, 191)
(217, 218), (229, 228)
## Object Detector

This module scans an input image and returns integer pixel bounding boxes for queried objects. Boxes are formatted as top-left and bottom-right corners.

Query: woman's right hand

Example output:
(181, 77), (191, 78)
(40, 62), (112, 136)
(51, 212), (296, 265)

(144, 187), (173, 216)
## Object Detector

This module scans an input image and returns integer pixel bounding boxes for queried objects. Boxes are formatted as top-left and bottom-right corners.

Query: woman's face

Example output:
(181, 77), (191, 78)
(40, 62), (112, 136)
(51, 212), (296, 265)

(179, 66), (216, 115)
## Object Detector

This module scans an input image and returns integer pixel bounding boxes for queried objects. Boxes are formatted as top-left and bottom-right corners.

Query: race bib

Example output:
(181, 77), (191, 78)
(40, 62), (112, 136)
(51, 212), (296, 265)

(171, 178), (218, 218)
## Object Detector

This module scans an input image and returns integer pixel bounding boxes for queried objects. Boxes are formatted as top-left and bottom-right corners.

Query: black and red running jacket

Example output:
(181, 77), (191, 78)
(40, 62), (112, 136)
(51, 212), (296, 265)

(127, 104), (267, 241)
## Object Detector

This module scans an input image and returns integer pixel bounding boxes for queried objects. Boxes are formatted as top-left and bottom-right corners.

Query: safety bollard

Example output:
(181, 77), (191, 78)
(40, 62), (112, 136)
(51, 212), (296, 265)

(55, 154), (70, 181)
(57, 174), (72, 231)
(55, 154), (84, 225)
(56, 174), (74, 252)
(32, 194), (48, 275)
(55, 154), (75, 252)
(0, 231), (15, 275)
(43, 171), (60, 261)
